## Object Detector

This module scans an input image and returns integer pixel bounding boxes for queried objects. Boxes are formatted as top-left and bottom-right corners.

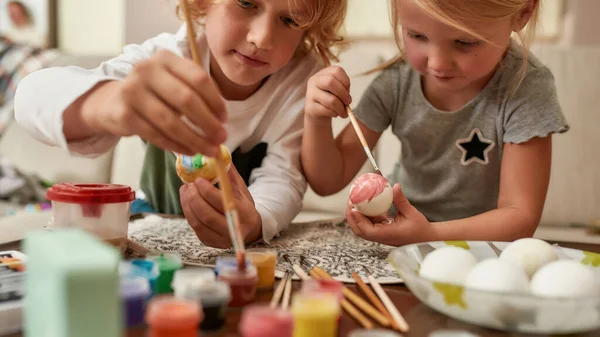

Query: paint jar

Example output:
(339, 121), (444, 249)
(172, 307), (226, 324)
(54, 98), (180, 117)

(171, 267), (216, 298)
(300, 279), (344, 304)
(246, 248), (277, 290)
(146, 296), (202, 337)
(217, 264), (258, 307)
(186, 280), (231, 332)
(214, 255), (251, 276)
(45, 183), (135, 252)
(120, 276), (151, 328)
(348, 329), (404, 337)
(130, 259), (159, 295)
(291, 293), (340, 337)
(147, 253), (183, 294)
(239, 304), (294, 337)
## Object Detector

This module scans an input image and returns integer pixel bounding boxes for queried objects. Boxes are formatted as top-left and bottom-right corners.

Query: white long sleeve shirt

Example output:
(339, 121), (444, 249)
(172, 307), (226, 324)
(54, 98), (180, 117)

(14, 24), (322, 243)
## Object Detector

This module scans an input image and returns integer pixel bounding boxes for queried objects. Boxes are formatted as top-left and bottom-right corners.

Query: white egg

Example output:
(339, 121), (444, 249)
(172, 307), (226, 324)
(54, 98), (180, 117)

(530, 260), (599, 298)
(499, 238), (558, 278)
(465, 258), (530, 294)
(349, 173), (393, 217)
(353, 185), (393, 217)
(419, 246), (478, 286)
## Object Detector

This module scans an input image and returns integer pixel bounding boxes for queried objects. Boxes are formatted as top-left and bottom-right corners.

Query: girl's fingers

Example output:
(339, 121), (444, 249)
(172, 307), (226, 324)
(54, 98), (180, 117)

(315, 73), (352, 107)
(311, 88), (347, 118)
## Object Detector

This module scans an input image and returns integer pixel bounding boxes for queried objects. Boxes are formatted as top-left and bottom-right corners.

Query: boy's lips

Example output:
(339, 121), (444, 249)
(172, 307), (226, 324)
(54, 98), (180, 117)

(233, 50), (267, 67)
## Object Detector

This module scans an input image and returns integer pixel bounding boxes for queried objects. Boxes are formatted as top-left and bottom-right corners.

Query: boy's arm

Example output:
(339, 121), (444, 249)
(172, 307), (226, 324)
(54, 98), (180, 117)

(248, 110), (306, 243)
(14, 28), (185, 157)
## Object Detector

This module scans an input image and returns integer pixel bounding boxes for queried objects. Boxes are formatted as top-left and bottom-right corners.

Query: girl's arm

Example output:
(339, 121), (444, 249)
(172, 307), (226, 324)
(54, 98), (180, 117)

(430, 136), (551, 241)
(302, 117), (382, 196)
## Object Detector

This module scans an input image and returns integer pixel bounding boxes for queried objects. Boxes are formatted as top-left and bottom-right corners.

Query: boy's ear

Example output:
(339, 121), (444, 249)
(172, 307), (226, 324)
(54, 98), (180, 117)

(512, 0), (538, 32)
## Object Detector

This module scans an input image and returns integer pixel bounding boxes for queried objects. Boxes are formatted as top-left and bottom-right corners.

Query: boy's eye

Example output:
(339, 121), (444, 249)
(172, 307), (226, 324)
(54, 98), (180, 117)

(456, 40), (480, 48)
(237, 0), (255, 9)
(281, 16), (299, 27)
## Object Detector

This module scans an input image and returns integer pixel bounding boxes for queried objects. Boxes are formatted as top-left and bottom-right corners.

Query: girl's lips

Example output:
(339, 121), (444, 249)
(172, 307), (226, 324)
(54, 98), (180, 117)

(234, 50), (267, 67)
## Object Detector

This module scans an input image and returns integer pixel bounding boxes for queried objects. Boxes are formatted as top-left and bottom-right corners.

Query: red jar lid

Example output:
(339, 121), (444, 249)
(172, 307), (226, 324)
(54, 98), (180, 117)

(46, 183), (135, 204)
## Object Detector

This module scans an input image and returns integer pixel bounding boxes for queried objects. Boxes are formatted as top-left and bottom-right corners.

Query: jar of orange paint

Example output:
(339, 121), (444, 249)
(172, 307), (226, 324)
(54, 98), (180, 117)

(246, 248), (277, 290)
(146, 296), (202, 337)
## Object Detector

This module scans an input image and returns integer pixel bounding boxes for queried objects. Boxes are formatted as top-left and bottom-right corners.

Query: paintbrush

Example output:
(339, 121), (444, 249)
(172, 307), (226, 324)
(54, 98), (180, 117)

(179, 0), (246, 270)
(321, 59), (382, 176)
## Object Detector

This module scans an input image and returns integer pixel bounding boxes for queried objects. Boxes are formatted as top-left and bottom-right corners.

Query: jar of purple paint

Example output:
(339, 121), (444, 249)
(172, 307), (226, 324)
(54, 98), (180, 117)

(120, 276), (151, 328)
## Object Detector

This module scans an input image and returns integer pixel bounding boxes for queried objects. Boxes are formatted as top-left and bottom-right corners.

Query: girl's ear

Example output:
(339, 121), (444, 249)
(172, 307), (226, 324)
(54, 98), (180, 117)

(512, 0), (538, 32)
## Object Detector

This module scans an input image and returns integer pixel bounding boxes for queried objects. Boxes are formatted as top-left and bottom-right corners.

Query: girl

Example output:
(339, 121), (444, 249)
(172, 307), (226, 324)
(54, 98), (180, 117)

(302, 0), (569, 246)
(14, 0), (346, 248)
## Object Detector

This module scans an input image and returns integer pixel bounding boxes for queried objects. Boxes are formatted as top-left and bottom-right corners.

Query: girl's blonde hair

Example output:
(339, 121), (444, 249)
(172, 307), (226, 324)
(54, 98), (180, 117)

(378, 0), (541, 95)
(178, 0), (347, 64)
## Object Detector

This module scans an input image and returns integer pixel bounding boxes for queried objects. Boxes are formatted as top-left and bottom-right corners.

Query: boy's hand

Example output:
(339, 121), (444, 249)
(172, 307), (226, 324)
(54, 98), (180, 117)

(180, 165), (262, 249)
(305, 66), (352, 122)
(82, 50), (227, 157)
(346, 184), (434, 246)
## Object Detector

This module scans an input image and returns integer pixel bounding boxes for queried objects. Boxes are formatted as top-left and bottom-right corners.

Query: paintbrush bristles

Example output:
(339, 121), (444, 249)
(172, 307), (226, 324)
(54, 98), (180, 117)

(179, 0), (246, 270)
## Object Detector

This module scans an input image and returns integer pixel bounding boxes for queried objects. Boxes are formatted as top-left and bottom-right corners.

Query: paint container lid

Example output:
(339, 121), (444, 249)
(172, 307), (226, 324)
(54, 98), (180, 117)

(131, 259), (159, 275)
(171, 267), (216, 298)
(218, 264), (258, 280)
(348, 329), (404, 337)
(215, 256), (251, 274)
(120, 276), (151, 299)
(147, 253), (183, 271)
(146, 296), (202, 329)
(193, 280), (232, 307)
(239, 304), (293, 336)
(301, 278), (344, 300)
(46, 183), (135, 204)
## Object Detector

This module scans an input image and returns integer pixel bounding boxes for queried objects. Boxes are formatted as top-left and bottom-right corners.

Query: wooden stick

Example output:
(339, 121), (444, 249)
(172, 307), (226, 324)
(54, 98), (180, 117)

(310, 270), (374, 329)
(312, 267), (390, 327)
(180, 0), (246, 270)
(270, 272), (288, 309)
(282, 272), (293, 311)
(366, 273), (410, 333)
(292, 264), (311, 281)
(345, 263), (399, 331)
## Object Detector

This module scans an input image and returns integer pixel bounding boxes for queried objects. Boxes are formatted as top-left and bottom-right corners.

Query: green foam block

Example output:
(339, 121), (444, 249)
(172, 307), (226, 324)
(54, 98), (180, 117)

(24, 228), (122, 337)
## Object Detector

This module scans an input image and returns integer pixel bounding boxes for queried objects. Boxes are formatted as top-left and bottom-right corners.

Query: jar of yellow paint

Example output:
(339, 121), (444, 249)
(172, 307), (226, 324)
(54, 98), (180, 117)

(246, 248), (277, 290)
(291, 293), (340, 337)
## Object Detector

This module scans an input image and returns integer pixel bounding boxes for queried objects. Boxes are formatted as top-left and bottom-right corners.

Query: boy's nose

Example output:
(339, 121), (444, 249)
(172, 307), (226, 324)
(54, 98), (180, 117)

(247, 17), (275, 50)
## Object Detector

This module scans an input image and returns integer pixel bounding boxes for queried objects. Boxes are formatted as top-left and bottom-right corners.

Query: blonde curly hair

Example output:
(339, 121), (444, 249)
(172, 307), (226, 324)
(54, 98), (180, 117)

(177, 0), (347, 64)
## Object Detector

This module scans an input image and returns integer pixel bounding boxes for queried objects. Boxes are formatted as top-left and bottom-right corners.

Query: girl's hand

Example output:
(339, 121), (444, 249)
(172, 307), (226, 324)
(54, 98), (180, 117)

(180, 165), (262, 249)
(305, 66), (352, 122)
(82, 49), (227, 157)
(346, 184), (435, 246)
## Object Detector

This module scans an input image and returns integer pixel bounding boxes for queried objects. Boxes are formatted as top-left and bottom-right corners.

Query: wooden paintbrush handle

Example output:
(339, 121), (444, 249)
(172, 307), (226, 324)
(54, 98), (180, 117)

(351, 272), (399, 330)
(312, 267), (390, 327)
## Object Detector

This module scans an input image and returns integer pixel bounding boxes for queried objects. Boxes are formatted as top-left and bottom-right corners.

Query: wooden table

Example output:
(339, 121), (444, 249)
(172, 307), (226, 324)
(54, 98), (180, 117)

(8, 241), (600, 337)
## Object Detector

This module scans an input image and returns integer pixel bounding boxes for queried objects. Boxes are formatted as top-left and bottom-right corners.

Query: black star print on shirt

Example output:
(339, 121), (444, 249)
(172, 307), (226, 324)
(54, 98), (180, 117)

(455, 128), (495, 165)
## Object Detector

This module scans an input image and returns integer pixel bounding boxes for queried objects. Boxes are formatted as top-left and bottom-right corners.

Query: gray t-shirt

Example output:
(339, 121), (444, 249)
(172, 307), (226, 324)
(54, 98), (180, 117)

(354, 42), (569, 222)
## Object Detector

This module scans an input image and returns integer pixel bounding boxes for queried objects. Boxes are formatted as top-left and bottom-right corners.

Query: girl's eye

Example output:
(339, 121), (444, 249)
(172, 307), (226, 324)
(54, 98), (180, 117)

(282, 16), (299, 27)
(237, 0), (255, 9)
(408, 31), (427, 41)
(456, 40), (480, 48)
